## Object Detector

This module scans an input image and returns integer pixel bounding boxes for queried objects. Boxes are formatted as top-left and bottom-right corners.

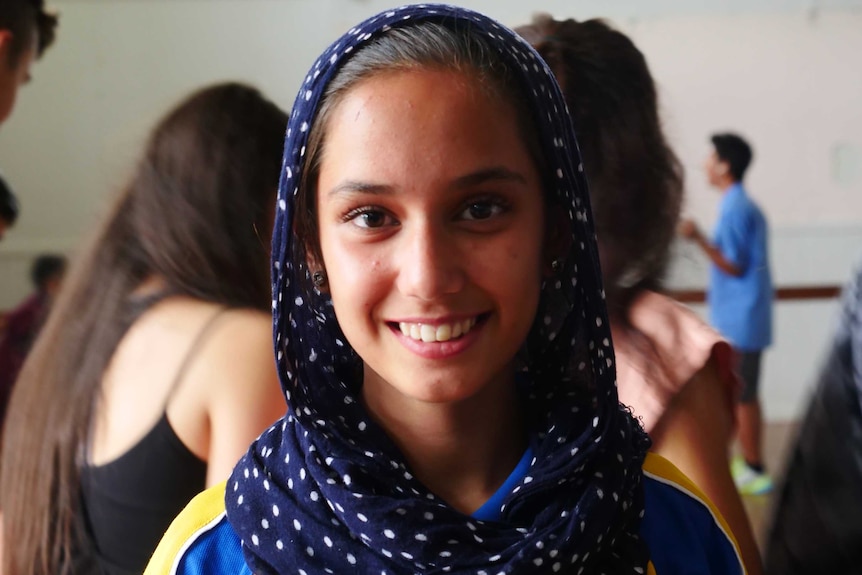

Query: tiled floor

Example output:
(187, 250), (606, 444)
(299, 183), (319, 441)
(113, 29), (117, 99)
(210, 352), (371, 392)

(739, 421), (799, 551)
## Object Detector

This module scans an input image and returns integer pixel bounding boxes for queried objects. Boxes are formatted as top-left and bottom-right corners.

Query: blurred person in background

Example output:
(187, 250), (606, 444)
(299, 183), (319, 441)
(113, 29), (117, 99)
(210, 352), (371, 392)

(0, 0), (58, 126)
(680, 133), (774, 496)
(518, 16), (762, 574)
(0, 253), (66, 427)
(764, 260), (862, 575)
(0, 82), (288, 575)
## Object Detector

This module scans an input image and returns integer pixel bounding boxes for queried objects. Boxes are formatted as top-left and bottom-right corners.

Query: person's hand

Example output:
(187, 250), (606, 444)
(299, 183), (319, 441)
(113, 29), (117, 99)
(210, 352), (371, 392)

(678, 219), (700, 241)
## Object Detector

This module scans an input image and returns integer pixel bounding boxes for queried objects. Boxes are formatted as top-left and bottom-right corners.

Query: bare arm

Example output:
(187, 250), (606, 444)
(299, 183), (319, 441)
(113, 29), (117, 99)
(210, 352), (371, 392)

(651, 357), (762, 575)
(679, 220), (743, 277)
(200, 311), (286, 487)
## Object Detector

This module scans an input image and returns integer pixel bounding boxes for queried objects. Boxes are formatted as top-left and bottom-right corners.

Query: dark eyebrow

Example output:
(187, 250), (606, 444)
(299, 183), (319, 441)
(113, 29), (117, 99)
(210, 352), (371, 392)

(327, 181), (394, 198)
(328, 167), (528, 198)
(452, 167), (528, 189)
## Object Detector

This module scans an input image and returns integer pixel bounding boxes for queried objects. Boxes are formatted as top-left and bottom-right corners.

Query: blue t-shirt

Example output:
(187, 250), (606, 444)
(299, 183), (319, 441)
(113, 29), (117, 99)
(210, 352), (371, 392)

(709, 183), (773, 351)
(145, 452), (744, 575)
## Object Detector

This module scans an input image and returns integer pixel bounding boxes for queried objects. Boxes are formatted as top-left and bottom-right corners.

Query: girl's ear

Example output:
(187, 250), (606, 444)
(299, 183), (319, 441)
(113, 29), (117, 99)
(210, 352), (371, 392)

(543, 207), (571, 276)
(0, 31), (13, 57)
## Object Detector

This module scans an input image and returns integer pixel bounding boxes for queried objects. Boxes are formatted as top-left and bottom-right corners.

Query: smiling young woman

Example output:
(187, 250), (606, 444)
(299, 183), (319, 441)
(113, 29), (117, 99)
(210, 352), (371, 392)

(145, 6), (747, 575)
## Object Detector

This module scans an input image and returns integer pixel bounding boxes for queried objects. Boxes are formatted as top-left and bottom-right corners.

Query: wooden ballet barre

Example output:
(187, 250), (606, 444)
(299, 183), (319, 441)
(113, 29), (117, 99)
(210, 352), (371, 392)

(670, 285), (843, 304)
(0, 285), (846, 319)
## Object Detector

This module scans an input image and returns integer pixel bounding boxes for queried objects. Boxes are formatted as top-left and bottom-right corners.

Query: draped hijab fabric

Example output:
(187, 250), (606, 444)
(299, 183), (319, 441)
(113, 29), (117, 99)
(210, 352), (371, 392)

(226, 5), (651, 573)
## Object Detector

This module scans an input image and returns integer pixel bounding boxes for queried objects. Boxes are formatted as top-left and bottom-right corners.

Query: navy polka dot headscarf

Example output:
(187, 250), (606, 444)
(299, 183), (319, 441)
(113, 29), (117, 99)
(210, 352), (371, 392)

(227, 4), (651, 573)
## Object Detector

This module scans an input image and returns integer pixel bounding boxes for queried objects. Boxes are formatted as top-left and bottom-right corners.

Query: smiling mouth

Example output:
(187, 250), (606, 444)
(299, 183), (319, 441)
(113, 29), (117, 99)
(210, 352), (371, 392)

(393, 315), (484, 343)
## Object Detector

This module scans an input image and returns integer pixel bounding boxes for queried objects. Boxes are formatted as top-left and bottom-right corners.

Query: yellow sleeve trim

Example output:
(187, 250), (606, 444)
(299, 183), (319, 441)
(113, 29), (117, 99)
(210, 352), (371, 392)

(642, 452), (746, 575)
(143, 481), (229, 575)
(142, 462), (714, 575)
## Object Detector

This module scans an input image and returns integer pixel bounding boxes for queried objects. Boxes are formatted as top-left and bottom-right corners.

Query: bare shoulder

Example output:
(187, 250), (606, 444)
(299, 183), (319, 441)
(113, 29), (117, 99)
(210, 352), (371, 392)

(208, 308), (272, 346)
(184, 307), (284, 484)
(190, 307), (276, 383)
(134, 301), (274, 373)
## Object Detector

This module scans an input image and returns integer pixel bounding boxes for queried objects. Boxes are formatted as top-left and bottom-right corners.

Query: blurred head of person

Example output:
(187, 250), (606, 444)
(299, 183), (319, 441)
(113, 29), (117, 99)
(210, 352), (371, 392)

(706, 132), (753, 189)
(0, 0), (58, 124)
(516, 15), (683, 315)
(0, 81), (287, 575)
(30, 253), (66, 297)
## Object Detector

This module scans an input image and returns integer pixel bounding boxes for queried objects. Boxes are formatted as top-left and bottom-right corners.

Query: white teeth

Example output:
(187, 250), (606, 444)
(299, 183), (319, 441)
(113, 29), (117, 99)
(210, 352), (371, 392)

(420, 324), (436, 343)
(397, 318), (479, 343)
(436, 324), (452, 341)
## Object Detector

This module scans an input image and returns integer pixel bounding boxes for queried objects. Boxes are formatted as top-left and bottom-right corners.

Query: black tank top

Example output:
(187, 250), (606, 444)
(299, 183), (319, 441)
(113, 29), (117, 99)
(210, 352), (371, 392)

(79, 297), (226, 575)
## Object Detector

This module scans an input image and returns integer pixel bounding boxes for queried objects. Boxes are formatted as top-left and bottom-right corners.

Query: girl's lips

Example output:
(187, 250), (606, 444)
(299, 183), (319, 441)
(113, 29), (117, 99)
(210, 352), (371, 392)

(387, 314), (488, 359)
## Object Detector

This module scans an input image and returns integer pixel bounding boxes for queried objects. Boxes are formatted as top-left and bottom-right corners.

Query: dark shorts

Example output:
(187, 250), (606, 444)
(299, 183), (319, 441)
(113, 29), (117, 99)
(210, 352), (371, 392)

(737, 350), (763, 403)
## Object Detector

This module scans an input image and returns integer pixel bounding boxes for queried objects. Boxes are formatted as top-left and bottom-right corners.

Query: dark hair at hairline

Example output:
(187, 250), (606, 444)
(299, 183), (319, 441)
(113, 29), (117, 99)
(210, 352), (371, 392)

(294, 21), (549, 271)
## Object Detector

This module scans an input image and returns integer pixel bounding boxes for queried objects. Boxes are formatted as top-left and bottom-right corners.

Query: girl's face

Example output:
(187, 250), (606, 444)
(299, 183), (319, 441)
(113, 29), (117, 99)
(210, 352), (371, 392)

(316, 68), (546, 408)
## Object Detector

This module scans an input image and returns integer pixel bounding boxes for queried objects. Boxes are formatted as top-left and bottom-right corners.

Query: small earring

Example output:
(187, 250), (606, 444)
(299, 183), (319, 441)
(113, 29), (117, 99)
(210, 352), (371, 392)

(551, 259), (562, 273)
(312, 271), (327, 288)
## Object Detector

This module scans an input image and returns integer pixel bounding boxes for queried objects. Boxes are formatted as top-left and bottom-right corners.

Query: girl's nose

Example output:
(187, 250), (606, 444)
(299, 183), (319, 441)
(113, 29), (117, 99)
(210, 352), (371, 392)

(396, 223), (466, 301)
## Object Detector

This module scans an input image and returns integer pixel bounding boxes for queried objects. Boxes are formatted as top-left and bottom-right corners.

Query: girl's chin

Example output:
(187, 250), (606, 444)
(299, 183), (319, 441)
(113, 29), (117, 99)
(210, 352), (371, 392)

(363, 365), (514, 411)
(367, 378), (481, 407)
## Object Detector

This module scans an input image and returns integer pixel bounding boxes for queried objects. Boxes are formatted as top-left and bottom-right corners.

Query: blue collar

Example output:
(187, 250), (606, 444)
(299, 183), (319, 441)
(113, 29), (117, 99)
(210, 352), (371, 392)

(471, 447), (534, 521)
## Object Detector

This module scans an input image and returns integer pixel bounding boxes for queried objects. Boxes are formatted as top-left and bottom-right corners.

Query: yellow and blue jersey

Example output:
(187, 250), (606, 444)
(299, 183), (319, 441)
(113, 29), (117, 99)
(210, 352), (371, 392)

(145, 453), (745, 575)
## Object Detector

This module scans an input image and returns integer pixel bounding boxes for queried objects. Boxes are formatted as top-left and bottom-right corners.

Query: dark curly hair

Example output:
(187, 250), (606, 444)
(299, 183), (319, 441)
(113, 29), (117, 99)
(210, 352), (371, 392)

(516, 15), (683, 315)
(0, 0), (58, 65)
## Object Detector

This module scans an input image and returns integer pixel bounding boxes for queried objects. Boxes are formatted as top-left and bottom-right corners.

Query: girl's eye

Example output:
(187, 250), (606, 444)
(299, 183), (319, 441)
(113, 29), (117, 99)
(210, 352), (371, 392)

(345, 207), (394, 229)
(460, 199), (506, 221)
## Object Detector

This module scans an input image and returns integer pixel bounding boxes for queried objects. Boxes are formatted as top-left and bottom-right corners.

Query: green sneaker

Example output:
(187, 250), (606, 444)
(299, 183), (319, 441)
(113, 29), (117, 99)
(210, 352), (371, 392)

(730, 455), (773, 495)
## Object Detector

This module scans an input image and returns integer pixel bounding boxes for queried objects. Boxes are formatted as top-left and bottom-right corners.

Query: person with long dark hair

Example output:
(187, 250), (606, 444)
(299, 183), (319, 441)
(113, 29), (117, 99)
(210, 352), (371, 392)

(146, 7), (744, 574)
(516, 16), (761, 575)
(0, 82), (288, 575)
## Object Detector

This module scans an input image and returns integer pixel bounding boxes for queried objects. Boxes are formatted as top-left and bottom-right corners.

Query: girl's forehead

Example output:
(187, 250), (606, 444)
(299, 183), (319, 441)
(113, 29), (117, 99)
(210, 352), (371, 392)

(324, 64), (524, 127)
(316, 68), (541, 195)
(327, 68), (514, 126)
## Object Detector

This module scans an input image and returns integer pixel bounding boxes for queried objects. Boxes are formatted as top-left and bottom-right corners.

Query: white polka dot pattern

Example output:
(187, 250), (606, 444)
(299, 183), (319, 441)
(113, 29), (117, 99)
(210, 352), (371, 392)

(226, 4), (650, 574)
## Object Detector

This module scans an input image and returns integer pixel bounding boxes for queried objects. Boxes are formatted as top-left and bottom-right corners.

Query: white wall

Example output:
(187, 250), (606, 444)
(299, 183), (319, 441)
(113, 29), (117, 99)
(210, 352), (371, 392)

(1, 0), (861, 420)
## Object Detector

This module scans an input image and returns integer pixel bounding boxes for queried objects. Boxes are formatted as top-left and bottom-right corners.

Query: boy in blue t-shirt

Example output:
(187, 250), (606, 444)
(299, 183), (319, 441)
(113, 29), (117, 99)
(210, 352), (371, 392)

(680, 133), (774, 495)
